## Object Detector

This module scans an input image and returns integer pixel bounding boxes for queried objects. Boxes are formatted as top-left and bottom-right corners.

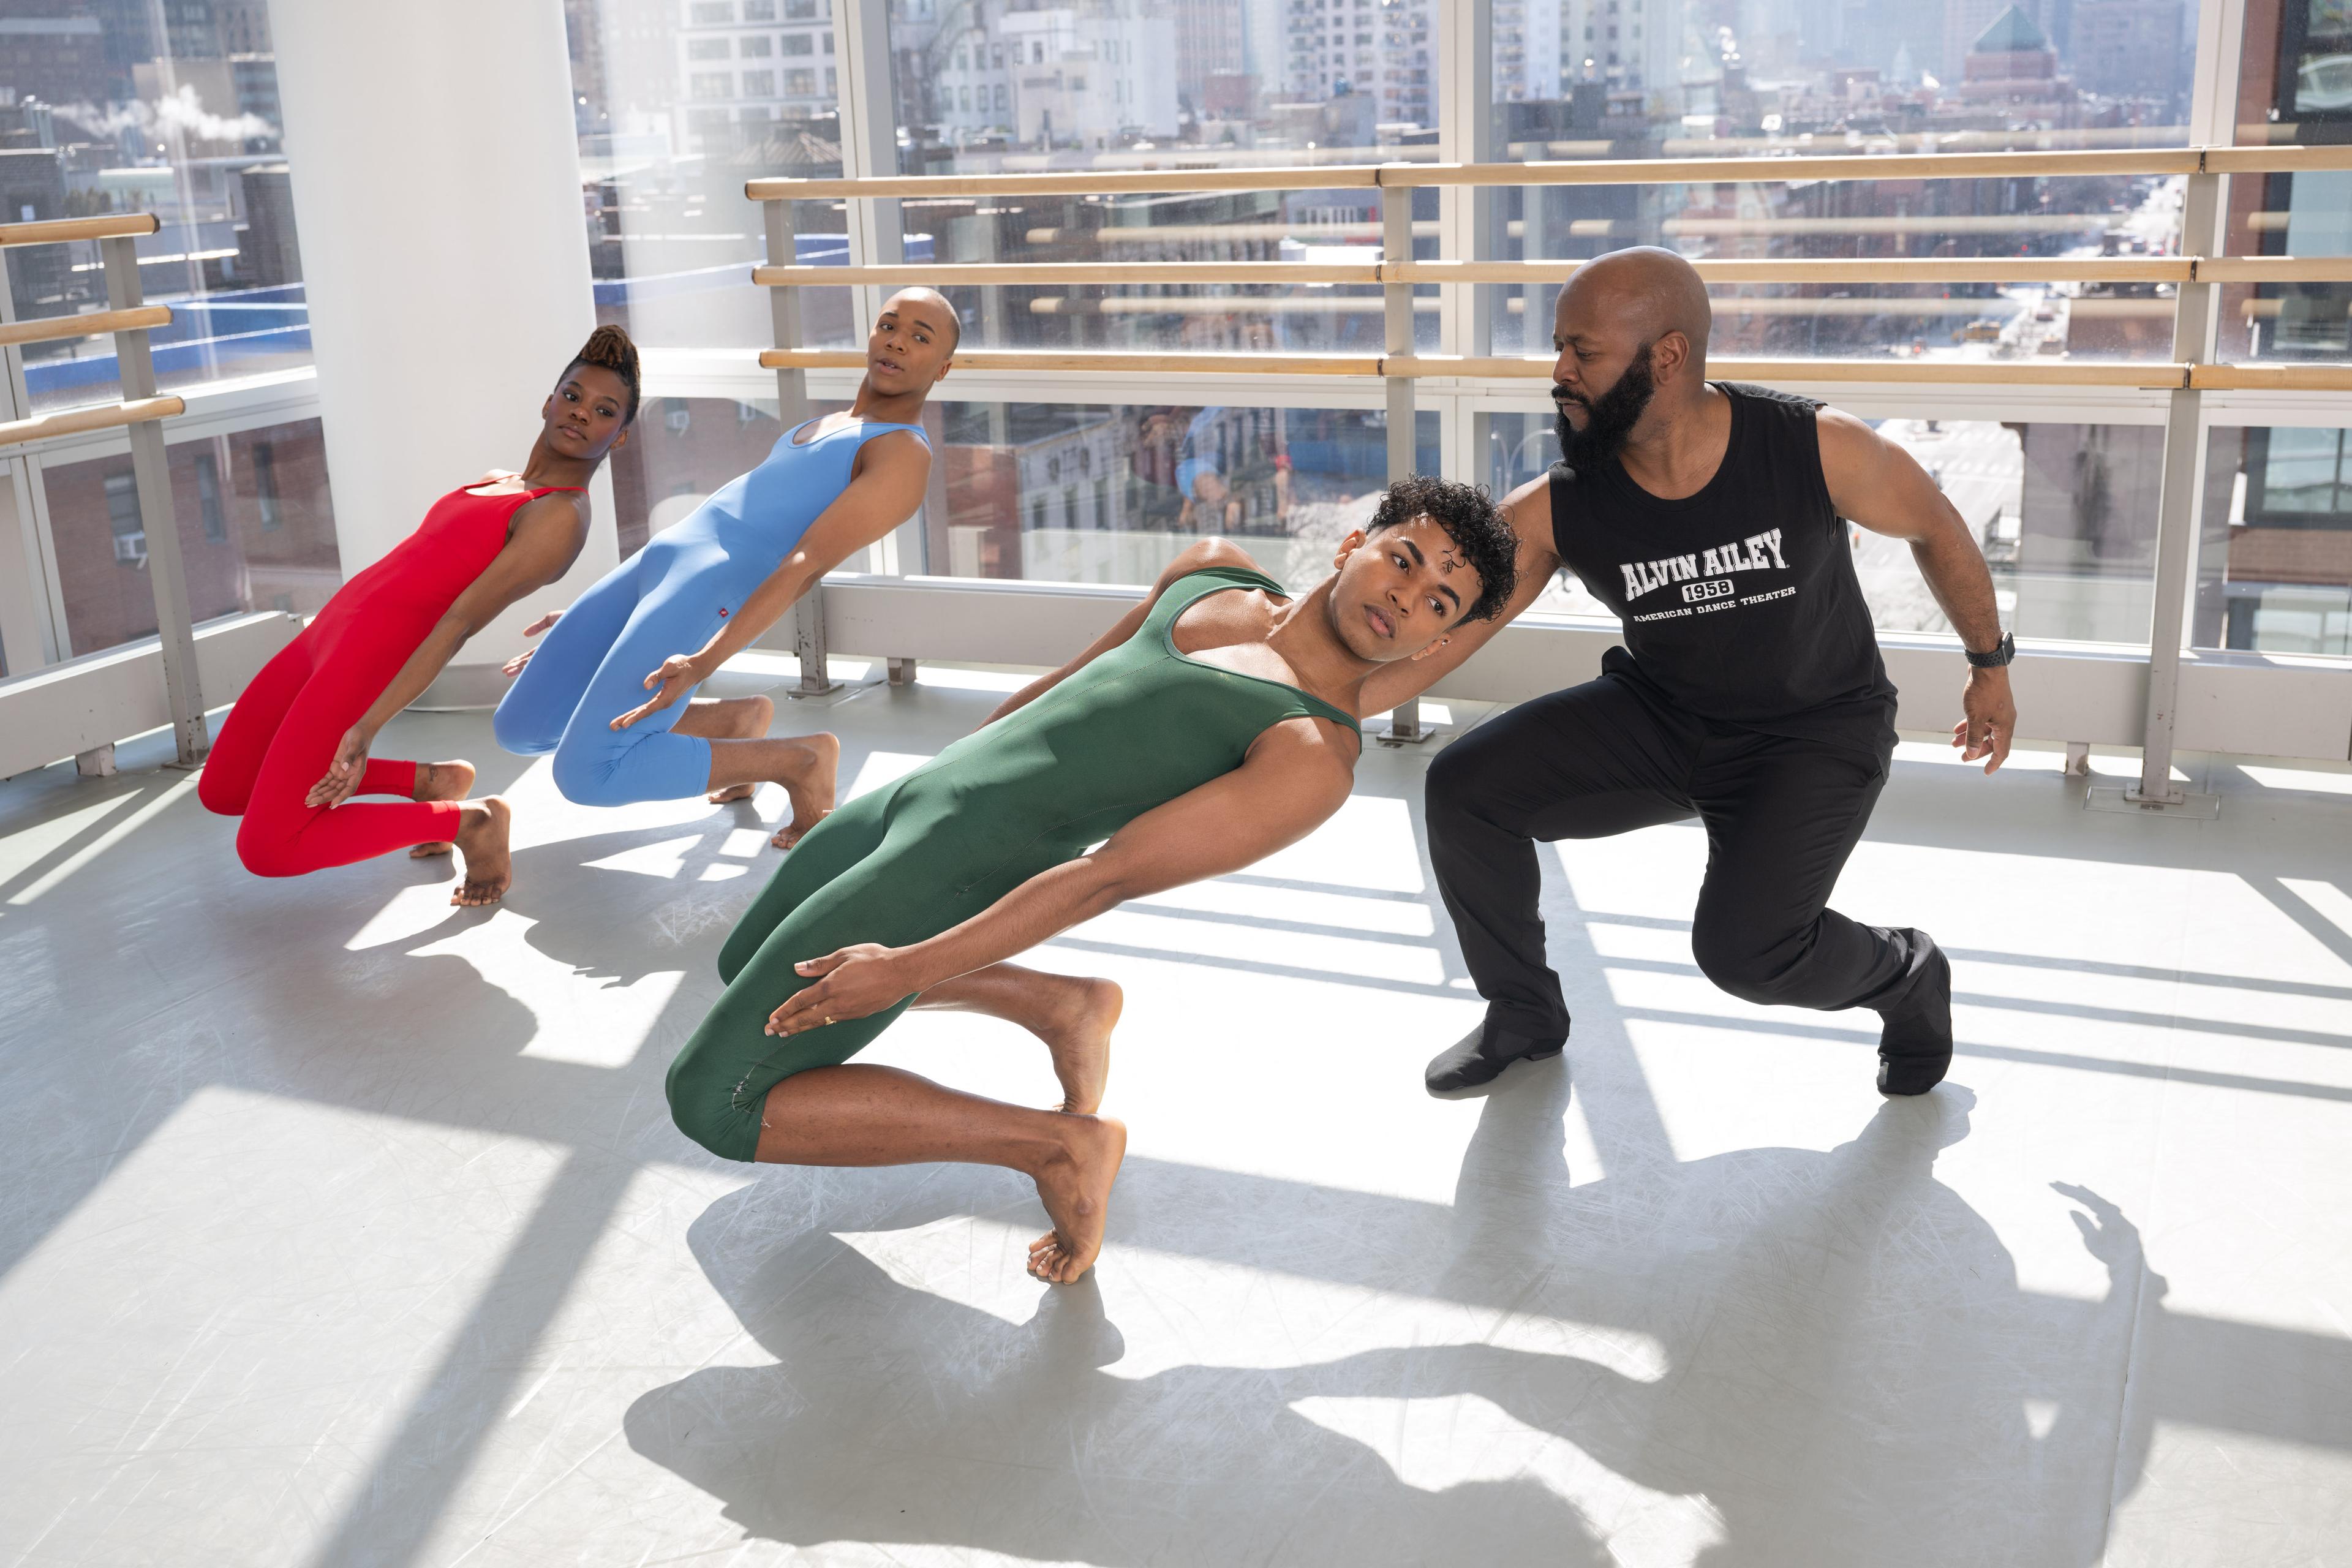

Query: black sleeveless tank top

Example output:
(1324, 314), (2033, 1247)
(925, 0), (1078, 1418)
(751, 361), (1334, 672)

(1547, 381), (1897, 755)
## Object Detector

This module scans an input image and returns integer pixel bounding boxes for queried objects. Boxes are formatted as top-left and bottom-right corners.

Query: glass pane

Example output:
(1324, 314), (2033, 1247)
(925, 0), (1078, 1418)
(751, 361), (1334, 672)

(2, 10), (310, 412)
(43, 419), (341, 658)
(1485, 1), (2197, 358)
(1479, 408), (1614, 617)
(569, 0), (854, 350)
(2193, 425), (2352, 657)
(2219, 1), (2352, 364)
(882, 0), (1440, 353)
(611, 393), (784, 559)
(608, 393), (920, 571)
(921, 400), (1438, 587)
(1480, 407), (2160, 643)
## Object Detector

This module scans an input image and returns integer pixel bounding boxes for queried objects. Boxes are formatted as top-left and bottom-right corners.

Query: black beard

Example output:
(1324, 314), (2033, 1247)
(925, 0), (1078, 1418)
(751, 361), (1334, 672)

(1553, 345), (1657, 476)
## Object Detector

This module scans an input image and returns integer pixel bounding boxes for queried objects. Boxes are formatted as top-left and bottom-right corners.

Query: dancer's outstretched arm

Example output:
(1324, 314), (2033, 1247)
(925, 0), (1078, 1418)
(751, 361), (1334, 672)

(764, 717), (1357, 1035)
(611, 431), (933, 729)
(981, 536), (1262, 726)
(308, 492), (591, 807)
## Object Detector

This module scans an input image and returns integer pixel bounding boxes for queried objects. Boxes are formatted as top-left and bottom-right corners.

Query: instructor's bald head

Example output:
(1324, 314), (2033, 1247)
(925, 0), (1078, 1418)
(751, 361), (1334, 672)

(1551, 246), (1711, 404)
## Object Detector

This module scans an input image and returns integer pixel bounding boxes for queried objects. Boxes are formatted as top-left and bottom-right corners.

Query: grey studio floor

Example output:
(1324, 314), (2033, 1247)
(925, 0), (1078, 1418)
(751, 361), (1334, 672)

(4, 663), (2351, 1568)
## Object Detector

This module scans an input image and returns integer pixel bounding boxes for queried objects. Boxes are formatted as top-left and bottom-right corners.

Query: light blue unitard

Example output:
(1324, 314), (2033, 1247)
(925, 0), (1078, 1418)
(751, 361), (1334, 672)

(494, 417), (930, 806)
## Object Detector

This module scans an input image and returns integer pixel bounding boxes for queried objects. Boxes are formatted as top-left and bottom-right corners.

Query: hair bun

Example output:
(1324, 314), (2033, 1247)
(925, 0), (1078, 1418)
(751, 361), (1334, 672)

(570, 323), (641, 423)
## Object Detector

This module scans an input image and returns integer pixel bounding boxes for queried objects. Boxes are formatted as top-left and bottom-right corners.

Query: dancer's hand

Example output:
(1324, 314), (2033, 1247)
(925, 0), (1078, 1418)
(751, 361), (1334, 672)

(766, 944), (911, 1035)
(1953, 666), (2015, 774)
(501, 611), (560, 677)
(612, 654), (704, 730)
(307, 724), (373, 808)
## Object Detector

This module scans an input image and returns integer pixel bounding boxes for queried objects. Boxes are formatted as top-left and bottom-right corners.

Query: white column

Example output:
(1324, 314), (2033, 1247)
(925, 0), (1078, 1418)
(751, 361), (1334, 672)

(268, 0), (617, 699)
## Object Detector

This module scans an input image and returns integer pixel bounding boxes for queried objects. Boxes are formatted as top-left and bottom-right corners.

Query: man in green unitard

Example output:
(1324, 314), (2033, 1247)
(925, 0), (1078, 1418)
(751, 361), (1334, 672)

(665, 475), (1519, 1283)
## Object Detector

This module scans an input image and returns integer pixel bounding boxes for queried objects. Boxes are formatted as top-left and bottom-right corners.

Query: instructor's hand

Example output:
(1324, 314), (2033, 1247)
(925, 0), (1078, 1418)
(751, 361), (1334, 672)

(1953, 666), (2015, 774)
(306, 724), (374, 808)
(501, 610), (561, 677)
(767, 944), (914, 1036)
(612, 654), (705, 730)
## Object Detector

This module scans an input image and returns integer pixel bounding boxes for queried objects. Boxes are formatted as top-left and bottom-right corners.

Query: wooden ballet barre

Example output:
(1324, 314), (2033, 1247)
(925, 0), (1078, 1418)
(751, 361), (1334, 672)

(0, 212), (162, 248)
(0, 394), (185, 450)
(2193, 257), (2352, 284)
(1031, 221), (1442, 244)
(2187, 363), (2352, 391)
(760, 347), (1382, 376)
(761, 345), (2234, 389)
(0, 304), (171, 350)
(1382, 356), (2196, 387)
(749, 145), (2352, 211)
(752, 260), (1381, 288)
(2201, 145), (2352, 175)
(749, 165), (1385, 202)
(1029, 296), (1437, 315)
(1378, 148), (2204, 187)
(1394, 143), (2352, 186)
(1400, 258), (2196, 285)
(758, 257), (2207, 290)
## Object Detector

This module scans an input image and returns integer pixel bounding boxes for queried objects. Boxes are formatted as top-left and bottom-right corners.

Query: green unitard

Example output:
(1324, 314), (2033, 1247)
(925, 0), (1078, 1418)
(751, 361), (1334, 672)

(665, 565), (1361, 1161)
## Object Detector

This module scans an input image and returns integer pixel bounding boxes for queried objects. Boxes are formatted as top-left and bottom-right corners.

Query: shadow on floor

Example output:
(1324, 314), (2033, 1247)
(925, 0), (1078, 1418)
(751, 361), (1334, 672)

(624, 1078), (2157, 1567)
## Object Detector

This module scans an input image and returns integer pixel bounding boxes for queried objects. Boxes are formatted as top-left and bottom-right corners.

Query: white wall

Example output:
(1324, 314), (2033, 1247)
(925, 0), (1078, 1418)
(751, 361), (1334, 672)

(268, 0), (619, 687)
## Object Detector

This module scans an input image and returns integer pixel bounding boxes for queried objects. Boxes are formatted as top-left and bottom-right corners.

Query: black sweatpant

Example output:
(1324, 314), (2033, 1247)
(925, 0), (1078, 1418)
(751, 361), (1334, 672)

(1425, 673), (1912, 1041)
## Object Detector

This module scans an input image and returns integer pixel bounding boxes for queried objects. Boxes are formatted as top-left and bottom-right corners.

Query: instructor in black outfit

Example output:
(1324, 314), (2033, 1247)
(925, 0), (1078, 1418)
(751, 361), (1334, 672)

(1366, 247), (2018, 1096)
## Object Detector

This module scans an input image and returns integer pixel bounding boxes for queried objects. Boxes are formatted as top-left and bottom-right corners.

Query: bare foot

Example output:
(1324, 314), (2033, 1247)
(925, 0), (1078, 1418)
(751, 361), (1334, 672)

(707, 696), (775, 804)
(1039, 977), (1122, 1115)
(409, 760), (477, 858)
(770, 731), (841, 850)
(1027, 1114), (1126, 1284)
(450, 797), (513, 906)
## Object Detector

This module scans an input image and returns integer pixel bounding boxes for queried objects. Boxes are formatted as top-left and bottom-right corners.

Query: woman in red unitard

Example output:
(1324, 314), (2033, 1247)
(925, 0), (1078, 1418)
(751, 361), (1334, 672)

(200, 326), (639, 905)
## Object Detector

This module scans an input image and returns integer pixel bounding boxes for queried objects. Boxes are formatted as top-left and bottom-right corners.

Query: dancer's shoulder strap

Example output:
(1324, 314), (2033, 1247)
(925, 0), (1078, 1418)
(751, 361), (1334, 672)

(1148, 563), (1291, 628)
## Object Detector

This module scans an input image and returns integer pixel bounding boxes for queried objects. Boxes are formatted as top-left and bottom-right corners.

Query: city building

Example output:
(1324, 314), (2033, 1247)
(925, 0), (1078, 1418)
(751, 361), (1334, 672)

(1283, 0), (1431, 131)
(676, 0), (839, 152)
(919, 0), (1178, 147)
(1954, 5), (2075, 114)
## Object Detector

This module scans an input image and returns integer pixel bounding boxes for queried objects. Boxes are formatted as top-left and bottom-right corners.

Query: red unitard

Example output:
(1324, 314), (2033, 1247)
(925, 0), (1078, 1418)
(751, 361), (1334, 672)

(199, 483), (580, 876)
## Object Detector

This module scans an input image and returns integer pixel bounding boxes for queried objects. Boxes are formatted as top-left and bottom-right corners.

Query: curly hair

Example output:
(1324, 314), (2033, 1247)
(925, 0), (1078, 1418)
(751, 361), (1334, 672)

(566, 323), (642, 425)
(1366, 473), (1518, 623)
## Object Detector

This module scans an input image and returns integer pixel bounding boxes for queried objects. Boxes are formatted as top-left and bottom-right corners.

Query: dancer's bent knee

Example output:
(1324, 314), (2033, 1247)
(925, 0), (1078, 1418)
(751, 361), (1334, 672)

(664, 1047), (763, 1163)
(1692, 921), (1812, 1006)
(233, 818), (310, 879)
(197, 767), (246, 818)
(548, 726), (712, 807)
(491, 688), (564, 757)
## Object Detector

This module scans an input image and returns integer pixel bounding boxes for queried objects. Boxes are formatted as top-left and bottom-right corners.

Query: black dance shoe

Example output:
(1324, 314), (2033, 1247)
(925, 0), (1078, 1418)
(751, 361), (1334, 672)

(1424, 1021), (1567, 1095)
(1875, 933), (1953, 1096)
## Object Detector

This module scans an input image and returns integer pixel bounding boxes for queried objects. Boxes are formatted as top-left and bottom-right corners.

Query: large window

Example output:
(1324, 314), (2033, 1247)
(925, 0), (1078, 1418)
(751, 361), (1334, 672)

(1482, 405), (2163, 641)
(2195, 423), (2352, 657)
(0, 7), (333, 668)
(918, 400), (1440, 587)
(567, 0), (853, 352)
(560, 0), (2348, 670)
(0, 7), (311, 412)
(39, 418), (341, 658)
(1483, 0), (2200, 359)
(2217, 1), (2352, 364)
(883, 0), (1442, 354)
(606, 388), (1436, 586)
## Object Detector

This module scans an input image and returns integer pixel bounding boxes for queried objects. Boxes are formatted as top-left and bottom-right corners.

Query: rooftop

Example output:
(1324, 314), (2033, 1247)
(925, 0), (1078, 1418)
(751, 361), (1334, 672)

(1973, 4), (2054, 55)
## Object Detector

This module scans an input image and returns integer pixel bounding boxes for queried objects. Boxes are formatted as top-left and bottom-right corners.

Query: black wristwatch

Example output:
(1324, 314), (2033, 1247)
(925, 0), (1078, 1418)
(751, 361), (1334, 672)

(1965, 631), (2016, 669)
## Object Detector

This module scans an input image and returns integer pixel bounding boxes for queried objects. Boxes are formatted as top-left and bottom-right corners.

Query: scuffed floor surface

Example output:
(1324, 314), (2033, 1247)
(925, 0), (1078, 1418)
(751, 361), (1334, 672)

(2, 670), (2348, 1567)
